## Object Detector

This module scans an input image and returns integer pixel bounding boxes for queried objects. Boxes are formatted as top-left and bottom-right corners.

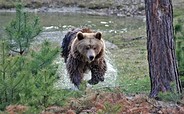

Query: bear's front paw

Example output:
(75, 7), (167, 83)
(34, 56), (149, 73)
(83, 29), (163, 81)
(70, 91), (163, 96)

(88, 79), (99, 85)
(98, 76), (104, 82)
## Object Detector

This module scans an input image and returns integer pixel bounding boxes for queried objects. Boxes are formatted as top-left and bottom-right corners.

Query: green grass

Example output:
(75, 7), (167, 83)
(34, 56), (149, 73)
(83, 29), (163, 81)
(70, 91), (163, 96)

(100, 19), (149, 94)
(158, 92), (182, 102)
(173, 7), (184, 30)
(110, 38), (150, 94)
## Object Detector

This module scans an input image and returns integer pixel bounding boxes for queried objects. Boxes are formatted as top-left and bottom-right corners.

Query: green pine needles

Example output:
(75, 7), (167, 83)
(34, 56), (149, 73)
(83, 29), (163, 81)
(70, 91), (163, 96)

(5, 3), (41, 55)
(0, 40), (60, 110)
(0, 3), (60, 111)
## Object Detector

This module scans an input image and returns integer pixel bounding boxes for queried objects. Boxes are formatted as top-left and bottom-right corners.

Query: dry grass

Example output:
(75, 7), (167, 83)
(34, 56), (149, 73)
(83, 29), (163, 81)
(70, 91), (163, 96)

(0, 0), (114, 8)
(37, 91), (184, 113)
(0, 0), (183, 9)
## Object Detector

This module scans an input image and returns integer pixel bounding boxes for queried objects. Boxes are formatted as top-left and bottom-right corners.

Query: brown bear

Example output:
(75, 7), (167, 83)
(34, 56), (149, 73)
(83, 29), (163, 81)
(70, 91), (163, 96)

(61, 28), (107, 88)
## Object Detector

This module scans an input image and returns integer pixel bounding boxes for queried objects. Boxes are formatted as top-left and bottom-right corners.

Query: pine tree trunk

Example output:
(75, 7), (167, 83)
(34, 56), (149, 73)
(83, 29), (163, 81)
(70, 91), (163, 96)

(145, 0), (182, 98)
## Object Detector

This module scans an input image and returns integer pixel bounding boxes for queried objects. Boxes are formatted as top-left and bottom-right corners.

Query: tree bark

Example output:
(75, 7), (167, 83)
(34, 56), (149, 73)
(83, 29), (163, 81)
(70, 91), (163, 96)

(145, 0), (182, 98)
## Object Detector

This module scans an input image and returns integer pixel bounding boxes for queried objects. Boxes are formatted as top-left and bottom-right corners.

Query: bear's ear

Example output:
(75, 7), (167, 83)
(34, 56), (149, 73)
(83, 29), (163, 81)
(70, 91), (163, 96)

(95, 32), (102, 40)
(77, 32), (84, 40)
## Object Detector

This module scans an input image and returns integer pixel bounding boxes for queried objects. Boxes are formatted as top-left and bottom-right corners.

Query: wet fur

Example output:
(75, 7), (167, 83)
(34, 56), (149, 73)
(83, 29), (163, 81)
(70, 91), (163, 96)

(61, 28), (107, 88)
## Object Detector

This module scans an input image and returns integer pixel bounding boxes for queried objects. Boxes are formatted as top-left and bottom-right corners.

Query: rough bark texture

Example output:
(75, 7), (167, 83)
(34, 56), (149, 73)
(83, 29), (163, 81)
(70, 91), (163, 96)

(145, 0), (182, 98)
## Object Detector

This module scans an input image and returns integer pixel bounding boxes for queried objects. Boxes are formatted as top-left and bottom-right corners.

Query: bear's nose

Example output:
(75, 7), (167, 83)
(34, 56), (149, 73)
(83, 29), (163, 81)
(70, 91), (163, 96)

(89, 55), (94, 61)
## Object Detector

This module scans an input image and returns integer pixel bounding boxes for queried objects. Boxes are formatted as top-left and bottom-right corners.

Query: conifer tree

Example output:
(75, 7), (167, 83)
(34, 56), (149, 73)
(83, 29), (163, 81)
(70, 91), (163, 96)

(145, 0), (182, 98)
(5, 3), (41, 55)
(0, 3), (59, 110)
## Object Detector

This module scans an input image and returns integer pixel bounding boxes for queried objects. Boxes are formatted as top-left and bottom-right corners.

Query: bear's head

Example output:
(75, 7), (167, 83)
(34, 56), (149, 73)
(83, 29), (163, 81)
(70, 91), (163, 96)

(71, 31), (105, 62)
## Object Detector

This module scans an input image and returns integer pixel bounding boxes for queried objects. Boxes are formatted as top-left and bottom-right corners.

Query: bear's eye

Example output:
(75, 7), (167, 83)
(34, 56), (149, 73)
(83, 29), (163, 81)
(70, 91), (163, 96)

(93, 47), (96, 50)
(86, 47), (90, 50)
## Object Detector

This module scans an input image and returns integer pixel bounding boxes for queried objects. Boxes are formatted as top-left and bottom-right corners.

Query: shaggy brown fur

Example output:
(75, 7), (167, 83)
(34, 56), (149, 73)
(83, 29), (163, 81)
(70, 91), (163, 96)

(61, 28), (107, 88)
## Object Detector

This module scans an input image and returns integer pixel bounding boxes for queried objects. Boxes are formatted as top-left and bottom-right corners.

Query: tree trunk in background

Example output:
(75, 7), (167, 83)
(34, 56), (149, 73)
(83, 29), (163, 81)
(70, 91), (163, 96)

(145, 0), (182, 98)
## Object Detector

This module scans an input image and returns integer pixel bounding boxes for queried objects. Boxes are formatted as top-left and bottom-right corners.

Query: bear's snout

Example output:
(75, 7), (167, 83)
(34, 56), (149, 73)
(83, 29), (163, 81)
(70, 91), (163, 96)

(86, 49), (96, 62)
(89, 55), (94, 61)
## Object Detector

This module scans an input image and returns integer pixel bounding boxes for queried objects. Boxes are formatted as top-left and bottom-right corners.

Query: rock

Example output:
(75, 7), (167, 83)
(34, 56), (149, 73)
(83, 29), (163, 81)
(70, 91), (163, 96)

(105, 41), (119, 49)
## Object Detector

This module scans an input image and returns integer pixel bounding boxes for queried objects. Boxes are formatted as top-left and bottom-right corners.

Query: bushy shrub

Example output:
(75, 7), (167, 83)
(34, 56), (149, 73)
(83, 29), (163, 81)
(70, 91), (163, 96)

(5, 3), (41, 55)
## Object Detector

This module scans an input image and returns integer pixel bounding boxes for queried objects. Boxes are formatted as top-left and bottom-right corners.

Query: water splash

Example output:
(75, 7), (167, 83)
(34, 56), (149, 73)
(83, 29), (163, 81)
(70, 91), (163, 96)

(34, 29), (118, 89)
(55, 49), (118, 90)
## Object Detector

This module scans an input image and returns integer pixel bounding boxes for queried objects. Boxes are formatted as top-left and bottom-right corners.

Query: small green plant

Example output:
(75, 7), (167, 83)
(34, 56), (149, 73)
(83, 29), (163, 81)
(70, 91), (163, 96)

(5, 3), (41, 55)
(18, 41), (59, 108)
(0, 40), (60, 110)
(28, 41), (59, 75)
(97, 101), (122, 114)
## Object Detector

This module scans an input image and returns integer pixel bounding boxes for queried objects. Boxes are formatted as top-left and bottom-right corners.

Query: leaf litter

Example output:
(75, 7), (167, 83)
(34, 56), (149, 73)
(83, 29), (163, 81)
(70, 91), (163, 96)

(6, 89), (184, 114)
